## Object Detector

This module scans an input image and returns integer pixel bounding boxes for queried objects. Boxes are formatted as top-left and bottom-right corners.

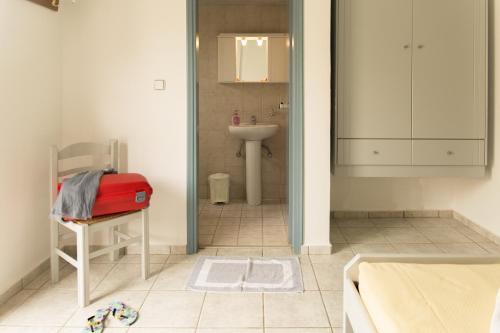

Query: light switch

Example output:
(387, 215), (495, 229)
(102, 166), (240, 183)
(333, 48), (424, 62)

(154, 80), (166, 90)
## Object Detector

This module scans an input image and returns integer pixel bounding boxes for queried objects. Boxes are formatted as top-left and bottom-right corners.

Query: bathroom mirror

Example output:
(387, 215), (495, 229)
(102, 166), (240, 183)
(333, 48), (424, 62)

(235, 36), (268, 82)
(218, 34), (288, 83)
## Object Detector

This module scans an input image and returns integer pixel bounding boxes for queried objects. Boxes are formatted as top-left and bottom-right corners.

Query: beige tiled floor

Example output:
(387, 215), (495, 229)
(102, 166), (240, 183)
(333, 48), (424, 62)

(198, 199), (289, 247)
(1, 216), (499, 332)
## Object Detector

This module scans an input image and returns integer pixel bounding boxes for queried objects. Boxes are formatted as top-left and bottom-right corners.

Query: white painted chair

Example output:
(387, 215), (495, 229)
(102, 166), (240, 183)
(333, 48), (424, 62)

(49, 140), (150, 307)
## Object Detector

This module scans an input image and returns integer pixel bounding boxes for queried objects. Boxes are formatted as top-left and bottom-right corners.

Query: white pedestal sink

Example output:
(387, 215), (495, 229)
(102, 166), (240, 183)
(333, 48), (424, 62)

(229, 123), (279, 206)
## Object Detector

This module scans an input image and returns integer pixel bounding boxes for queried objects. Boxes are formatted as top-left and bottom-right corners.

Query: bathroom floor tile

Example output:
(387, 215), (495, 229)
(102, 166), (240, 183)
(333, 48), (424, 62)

(167, 249), (217, 264)
(436, 243), (489, 255)
(339, 227), (388, 244)
(334, 219), (374, 228)
(217, 247), (263, 256)
(238, 235), (263, 246)
(64, 290), (147, 327)
(350, 243), (397, 254)
(135, 291), (205, 327)
(322, 291), (343, 328)
(42, 263), (115, 291)
(213, 234), (238, 246)
(392, 243), (443, 254)
(152, 263), (194, 291)
(264, 291), (330, 328)
(477, 242), (500, 254)
(0, 327), (62, 333)
(0, 288), (78, 327)
(262, 247), (292, 256)
(417, 227), (474, 243)
(378, 228), (431, 244)
(94, 264), (162, 292)
(196, 329), (262, 333)
(119, 254), (169, 264)
(266, 327), (332, 333)
(198, 293), (263, 328)
(311, 264), (344, 291)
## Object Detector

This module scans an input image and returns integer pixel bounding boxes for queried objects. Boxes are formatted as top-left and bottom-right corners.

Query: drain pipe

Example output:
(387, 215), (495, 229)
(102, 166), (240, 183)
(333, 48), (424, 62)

(236, 142), (272, 159)
(262, 144), (273, 158)
(236, 141), (245, 158)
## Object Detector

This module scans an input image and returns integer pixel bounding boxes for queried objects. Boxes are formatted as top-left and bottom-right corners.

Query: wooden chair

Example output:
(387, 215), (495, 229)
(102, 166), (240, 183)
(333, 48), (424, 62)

(49, 140), (150, 307)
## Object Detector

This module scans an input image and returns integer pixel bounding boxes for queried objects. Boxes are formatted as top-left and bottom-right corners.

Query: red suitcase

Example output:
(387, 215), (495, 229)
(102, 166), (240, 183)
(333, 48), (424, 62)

(58, 173), (153, 218)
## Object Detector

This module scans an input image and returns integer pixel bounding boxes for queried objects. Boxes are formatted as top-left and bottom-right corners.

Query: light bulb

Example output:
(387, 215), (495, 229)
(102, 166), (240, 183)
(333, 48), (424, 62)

(241, 38), (247, 46)
(257, 38), (263, 47)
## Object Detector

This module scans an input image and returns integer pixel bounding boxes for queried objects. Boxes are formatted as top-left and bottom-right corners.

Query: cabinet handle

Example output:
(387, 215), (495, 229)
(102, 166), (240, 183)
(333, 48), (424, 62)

(373, 150), (380, 155)
(446, 151), (454, 156)
(403, 44), (410, 49)
(417, 44), (424, 49)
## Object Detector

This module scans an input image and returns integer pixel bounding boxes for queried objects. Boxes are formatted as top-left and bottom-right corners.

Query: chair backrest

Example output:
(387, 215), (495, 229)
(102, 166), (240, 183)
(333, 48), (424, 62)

(49, 140), (118, 206)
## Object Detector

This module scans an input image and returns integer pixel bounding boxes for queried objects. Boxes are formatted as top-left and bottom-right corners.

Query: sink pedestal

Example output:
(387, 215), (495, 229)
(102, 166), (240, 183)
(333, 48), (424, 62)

(245, 140), (262, 206)
(228, 123), (279, 206)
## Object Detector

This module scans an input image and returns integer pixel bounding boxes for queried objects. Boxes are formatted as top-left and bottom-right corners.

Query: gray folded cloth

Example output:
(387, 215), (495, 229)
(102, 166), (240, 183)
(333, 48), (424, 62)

(51, 169), (113, 220)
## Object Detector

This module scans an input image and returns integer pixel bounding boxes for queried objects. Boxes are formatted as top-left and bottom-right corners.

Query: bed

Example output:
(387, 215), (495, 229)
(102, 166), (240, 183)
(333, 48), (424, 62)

(343, 254), (500, 333)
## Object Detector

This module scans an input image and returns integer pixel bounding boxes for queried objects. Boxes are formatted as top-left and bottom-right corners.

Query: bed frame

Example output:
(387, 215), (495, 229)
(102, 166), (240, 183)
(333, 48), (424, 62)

(343, 254), (500, 333)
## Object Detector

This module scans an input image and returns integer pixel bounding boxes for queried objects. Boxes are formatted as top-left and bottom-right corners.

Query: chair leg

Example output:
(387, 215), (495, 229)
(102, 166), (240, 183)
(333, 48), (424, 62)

(50, 219), (59, 283)
(141, 208), (150, 280)
(109, 226), (119, 262)
(76, 224), (90, 307)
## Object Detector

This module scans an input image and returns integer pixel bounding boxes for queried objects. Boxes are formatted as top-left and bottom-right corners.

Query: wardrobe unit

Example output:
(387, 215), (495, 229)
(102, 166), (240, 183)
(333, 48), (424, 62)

(335, 0), (488, 177)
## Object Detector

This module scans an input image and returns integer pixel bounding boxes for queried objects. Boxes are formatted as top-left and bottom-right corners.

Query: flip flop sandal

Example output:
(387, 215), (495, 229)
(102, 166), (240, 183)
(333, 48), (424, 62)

(82, 307), (111, 333)
(109, 301), (139, 326)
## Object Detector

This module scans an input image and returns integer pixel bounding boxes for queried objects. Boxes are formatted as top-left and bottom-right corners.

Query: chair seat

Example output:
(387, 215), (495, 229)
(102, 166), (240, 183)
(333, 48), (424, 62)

(71, 210), (140, 225)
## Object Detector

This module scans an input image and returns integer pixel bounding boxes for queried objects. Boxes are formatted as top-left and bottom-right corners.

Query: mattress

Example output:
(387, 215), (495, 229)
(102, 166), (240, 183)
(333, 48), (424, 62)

(358, 262), (500, 333)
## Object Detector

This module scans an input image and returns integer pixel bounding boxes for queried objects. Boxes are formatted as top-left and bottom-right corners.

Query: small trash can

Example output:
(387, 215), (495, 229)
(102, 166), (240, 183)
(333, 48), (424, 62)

(208, 173), (230, 204)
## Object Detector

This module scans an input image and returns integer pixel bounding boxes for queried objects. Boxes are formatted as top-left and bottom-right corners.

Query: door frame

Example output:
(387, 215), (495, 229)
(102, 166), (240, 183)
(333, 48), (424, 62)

(186, 0), (304, 254)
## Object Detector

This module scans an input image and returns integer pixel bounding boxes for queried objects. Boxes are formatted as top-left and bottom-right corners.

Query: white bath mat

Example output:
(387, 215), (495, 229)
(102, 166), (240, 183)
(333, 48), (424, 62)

(187, 256), (304, 292)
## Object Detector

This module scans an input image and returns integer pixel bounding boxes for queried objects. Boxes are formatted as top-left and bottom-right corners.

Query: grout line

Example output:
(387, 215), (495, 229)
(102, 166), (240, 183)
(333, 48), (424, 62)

(308, 253), (334, 329)
(262, 292), (265, 331)
(194, 291), (208, 330)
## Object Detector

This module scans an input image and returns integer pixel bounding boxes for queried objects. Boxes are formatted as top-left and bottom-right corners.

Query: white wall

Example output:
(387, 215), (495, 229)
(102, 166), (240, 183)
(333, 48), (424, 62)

(59, 0), (333, 250)
(331, 177), (456, 211)
(450, 0), (500, 236)
(0, 0), (61, 294)
(304, 0), (332, 249)
(60, 0), (188, 249)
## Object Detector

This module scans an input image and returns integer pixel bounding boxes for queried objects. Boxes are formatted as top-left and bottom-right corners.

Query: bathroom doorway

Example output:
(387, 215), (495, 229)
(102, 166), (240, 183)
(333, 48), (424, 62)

(187, 0), (304, 254)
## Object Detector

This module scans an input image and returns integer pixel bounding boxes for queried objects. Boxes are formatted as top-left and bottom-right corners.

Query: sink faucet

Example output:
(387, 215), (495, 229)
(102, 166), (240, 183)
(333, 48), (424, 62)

(250, 115), (257, 125)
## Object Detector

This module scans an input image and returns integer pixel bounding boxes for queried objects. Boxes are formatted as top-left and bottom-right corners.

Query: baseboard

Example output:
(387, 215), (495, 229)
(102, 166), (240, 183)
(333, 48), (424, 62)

(333, 209), (453, 219)
(452, 211), (500, 245)
(0, 258), (49, 306)
(301, 244), (332, 255)
(126, 244), (187, 255)
(332, 209), (500, 244)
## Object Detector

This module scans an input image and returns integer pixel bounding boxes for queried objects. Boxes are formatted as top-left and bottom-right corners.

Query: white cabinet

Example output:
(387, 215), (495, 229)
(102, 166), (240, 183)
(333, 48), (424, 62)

(268, 36), (289, 83)
(338, 0), (412, 139)
(412, 0), (486, 139)
(336, 0), (488, 177)
(338, 140), (412, 166)
(217, 34), (289, 83)
(218, 37), (237, 83)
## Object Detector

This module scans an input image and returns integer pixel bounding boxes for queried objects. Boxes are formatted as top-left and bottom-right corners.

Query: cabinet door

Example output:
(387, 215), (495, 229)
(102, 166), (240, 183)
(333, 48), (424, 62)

(268, 37), (289, 83)
(339, 0), (412, 139)
(218, 37), (236, 82)
(412, 0), (485, 139)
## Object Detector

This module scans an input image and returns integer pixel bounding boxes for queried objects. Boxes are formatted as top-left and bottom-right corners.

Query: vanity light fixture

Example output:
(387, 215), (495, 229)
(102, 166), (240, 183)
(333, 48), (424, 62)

(241, 38), (248, 46)
(257, 38), (264, 47)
